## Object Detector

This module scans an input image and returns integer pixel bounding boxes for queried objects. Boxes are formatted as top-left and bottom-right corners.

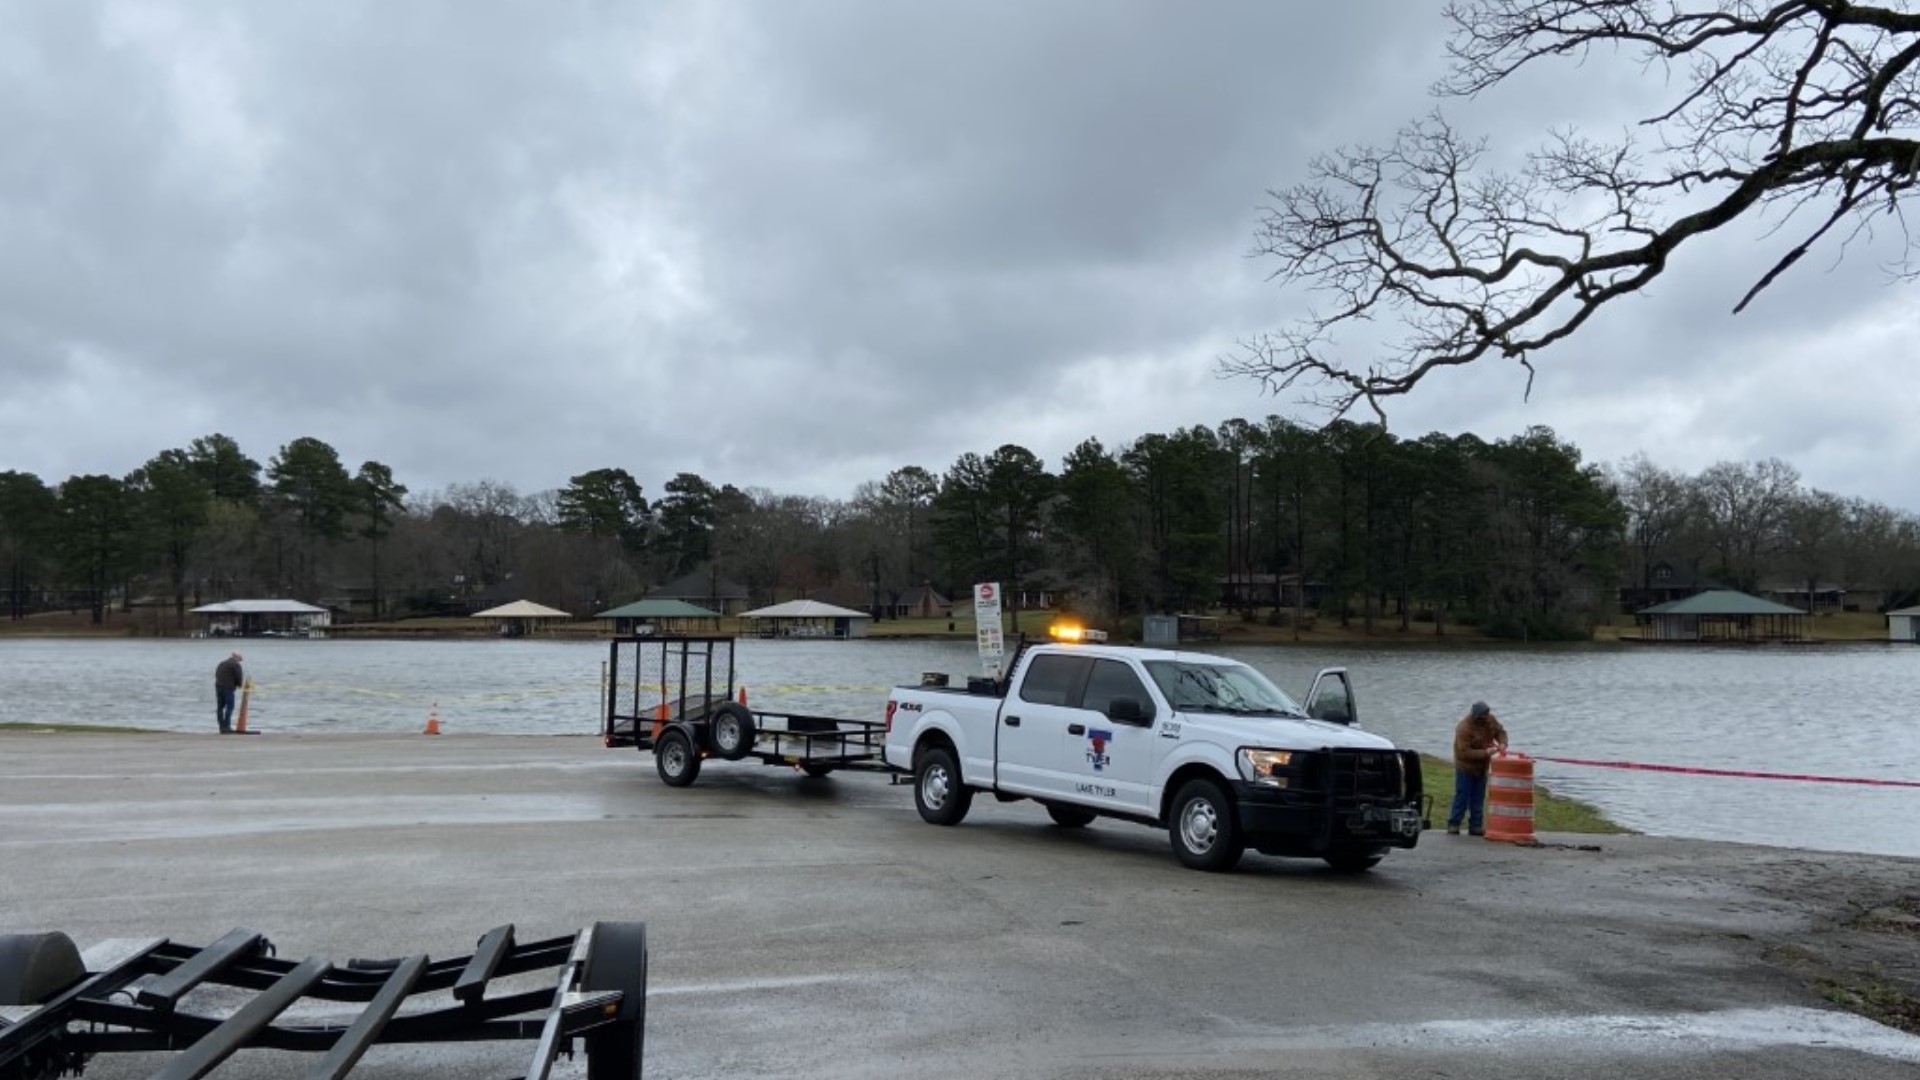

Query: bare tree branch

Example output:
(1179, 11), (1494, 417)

(1228, 0), (1920, 419)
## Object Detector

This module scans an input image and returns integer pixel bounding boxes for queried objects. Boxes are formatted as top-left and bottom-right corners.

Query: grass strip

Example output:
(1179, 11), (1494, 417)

(1418, 753), (1628, 835)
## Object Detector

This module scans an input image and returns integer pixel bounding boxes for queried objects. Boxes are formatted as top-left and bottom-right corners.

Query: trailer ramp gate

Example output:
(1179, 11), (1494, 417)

(0, 921), (647, 1080)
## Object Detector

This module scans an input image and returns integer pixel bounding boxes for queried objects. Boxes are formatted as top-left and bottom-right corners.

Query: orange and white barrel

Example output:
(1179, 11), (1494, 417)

(1485, 751), (1536, 844)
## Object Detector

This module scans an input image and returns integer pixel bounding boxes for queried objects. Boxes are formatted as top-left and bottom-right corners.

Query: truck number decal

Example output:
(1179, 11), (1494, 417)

(1159, 721), (1181, 740)
(1075, 782), (1116, 798)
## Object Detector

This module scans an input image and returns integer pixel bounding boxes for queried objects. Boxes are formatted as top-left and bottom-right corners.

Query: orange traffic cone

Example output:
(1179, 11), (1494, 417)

(736, 685), (748, 706)
(235, 680), (252, 734)
(424, 703), (441, 736)
(649, 700), (669, 741)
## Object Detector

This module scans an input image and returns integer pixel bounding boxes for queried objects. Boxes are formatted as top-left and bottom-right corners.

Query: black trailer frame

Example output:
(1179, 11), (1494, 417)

(0, 921), (647, 1080)
(602, 634), (889, 783)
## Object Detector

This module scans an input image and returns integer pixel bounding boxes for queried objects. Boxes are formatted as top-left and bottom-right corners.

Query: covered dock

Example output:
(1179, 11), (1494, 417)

(1634, 590), (1809, 643)
(595, 598), (723, 636)
(739, 599), (873, 639)
(471, 599), (573, 637)
(191, 599), (331, 638)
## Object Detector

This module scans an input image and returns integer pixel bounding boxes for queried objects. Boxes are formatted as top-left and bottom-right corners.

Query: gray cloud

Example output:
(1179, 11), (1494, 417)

(1, 1), (1913, 511)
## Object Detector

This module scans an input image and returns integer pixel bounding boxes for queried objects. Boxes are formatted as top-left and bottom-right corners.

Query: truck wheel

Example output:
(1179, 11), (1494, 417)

(1322, 847), (1385, 873)
(582, 921), (647, 1080)
(708, 703), (757, 761)
(1046, 805), (1096, 828)
(0, 931), (85, 1006)
(914, 747), (971, 826)
(1169, 778), (1244, 872)
(655, 729), (702, 787)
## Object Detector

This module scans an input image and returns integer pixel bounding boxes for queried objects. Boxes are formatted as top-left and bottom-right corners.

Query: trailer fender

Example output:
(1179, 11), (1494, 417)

(0, 931), (86, 1007)
(582, 921), (648, 1080)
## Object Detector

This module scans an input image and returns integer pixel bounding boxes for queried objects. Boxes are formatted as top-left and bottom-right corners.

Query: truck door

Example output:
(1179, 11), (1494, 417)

(1065, 658), (1161, 814)
(998, 653), (1092, 797)
(1304, 667), (1357, 726)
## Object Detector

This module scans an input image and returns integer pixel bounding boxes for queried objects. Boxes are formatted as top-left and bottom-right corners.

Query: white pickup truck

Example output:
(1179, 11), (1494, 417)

(882, 635), (1424, 872)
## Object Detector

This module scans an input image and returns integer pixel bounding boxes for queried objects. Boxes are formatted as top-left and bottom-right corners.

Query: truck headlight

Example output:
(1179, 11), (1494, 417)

(1237, 748), (1294, 788)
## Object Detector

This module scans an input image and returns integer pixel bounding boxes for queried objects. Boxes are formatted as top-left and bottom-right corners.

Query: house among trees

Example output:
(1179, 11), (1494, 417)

(1633, 590), (1809, 643)
(888, 584), (952, 620)
(647, 565), (750, 615)
(1619, 561), (1722, 613)
(1755, 579), (1890, 613)
(1217, 573), (1328, 610)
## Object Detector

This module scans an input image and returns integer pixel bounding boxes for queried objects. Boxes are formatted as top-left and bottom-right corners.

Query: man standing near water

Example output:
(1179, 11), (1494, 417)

(1447, 701), (1508, 835)
(214, 652), (244, 734)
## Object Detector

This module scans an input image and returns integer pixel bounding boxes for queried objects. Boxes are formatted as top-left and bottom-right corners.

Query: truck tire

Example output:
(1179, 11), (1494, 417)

(655, 728), (702, 787)
(1169, 778), (1244, 872)
(0, 931), (85, 1006)
(914, 747), (971, 826)
(1322, 847), (1385, 873)
(1045, 805), (1096, 829)
(582, 921), (647, 1080)
(708, 703), (757, 761)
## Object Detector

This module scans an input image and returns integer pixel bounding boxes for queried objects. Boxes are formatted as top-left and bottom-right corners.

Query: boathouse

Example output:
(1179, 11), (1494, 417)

(471, 599), (573, 637)
(1634, 589), (1808, 643)
(1888, 606), (1920, 643)
(191, 599), (331, 638)
(595, 598), (723, 636)
(739, 599), (873, 639)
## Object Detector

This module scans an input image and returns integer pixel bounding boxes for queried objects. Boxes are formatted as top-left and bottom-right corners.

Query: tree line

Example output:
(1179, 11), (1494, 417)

(4, 420), (1918, 637)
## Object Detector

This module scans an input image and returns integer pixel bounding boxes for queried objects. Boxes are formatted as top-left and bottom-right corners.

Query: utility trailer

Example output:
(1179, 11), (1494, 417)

(0, 921), (647, 1080)
(602, 635), (887, 786)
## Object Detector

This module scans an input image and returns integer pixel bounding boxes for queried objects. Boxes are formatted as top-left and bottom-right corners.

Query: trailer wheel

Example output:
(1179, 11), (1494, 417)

(655, 729), (702, 787)
(1322, 847), (1385, 873)
(0, 931), (85, 1007)
(582, 921), (647, 1080)
(913, 746), (971, 826)
(1169, 778), (1244, 872)
(798, 763), (835, 778)
(708, 703), (757, 761)
(1046, 805), (1096, 829)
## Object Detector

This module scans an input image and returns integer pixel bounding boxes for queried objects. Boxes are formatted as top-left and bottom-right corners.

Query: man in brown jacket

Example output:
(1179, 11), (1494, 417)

(214, 652), (244, 734)
(1447, 701), (1509, 835)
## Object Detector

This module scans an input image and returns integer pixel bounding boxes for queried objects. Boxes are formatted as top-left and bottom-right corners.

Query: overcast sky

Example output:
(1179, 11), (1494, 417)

(4, 2), (1916, 509)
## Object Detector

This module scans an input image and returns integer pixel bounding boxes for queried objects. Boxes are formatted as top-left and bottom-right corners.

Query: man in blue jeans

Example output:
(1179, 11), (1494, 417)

(1447, 701), (1509, 835)
(214, 652), (244, 734)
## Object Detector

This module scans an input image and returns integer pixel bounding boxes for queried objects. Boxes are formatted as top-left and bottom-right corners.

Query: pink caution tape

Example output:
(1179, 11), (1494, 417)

(1531, 755), (1920, 790)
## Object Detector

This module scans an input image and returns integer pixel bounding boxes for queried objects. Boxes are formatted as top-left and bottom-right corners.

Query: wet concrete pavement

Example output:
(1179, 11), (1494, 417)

(3, 732), (1918, 1078)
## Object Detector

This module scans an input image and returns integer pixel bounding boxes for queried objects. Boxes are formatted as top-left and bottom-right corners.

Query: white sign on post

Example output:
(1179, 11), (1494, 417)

(973, 582), (1004, 675)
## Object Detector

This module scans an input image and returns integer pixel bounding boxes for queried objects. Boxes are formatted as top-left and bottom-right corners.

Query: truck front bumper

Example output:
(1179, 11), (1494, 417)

(1232, 782), (1423, 856)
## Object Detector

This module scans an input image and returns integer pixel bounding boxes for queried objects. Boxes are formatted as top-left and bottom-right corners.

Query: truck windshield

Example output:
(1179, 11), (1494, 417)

(1141, 661), (1307, 718)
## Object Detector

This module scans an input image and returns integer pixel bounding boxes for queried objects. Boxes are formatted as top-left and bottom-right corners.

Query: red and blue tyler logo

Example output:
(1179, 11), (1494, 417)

(1085, 729), (1114, 772)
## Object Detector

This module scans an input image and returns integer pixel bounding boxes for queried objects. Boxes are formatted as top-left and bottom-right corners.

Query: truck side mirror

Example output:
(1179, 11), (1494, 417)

(1107, 697), (1153, 725)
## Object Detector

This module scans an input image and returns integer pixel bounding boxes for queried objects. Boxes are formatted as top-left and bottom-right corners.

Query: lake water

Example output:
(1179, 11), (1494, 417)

(4, 637), (1918, 858)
